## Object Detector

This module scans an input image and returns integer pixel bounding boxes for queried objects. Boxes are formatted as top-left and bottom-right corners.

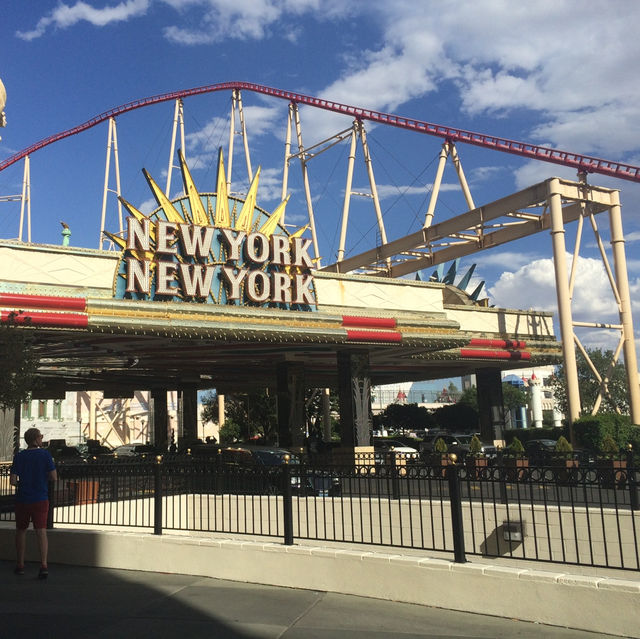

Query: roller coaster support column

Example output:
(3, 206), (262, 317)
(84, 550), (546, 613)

(609, 192), (640, 424)
(337, 124), (357, 262)
(18, 155), (30, 242)
(165, 99), (185, 196)
(548, 179), (580, 440)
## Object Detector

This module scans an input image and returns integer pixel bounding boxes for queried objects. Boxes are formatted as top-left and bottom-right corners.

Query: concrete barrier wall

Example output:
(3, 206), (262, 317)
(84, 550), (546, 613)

(0, 525), (639, 637)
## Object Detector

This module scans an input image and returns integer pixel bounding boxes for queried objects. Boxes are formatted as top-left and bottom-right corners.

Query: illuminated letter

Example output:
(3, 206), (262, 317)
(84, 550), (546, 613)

(126, 217), (151, 251)
(157, 220), (178, 255)
(271, 235), (291, 266)
(125, 258), (151, 294)
(246, 271), (270, 303)
(156, 261), (178, 295)
(221, 266), (248, 300)
(293, 237), (313, 268)
(178, 264), (215, 298)
(179, 224), (215, 258)
(293, 274), (315, 305)
(220, 229), (246, 261)
(245, 232), (269, 263)
(271, 272), (292, 303)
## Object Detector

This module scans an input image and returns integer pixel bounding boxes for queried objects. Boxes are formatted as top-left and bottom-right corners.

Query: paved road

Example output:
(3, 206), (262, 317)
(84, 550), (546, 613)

(0, 560), (620, 638)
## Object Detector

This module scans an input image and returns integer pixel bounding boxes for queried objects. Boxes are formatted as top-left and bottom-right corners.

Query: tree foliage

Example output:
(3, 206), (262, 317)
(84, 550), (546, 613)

(382, 402), (433, 432)
(0, 316), (39, 410)
(549, 347), (629, 416)
(201, 389), (277, 443)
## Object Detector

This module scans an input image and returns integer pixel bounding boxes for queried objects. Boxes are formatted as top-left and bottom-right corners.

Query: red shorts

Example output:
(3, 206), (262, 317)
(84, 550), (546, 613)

(15, 501), (49, 530)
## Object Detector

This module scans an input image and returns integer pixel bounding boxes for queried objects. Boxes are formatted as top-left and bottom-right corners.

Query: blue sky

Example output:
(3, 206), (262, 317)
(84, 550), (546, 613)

(1, 0), (640, 353)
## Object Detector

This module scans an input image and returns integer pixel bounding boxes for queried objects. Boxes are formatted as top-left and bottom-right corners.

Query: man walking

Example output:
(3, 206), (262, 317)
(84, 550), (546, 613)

(10, 427), (57, 579)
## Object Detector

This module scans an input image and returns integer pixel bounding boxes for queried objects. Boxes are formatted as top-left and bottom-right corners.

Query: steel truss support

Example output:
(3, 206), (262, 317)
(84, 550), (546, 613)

(227, 89), (253, 195)
(19, 155), (31, 242)
(424, 141), (475, 228)
(335, 120), (389, 265)
(165, 99), (186, 197)
(99, 117), (123, 249)
(289, 102), (321, 266)
(547, 177), (640, 432)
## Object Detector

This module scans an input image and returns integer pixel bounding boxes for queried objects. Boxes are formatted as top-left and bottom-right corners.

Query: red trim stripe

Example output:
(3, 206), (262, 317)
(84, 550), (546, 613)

(0, 293), (86, 312)
(469, 338), (526, 349)
(460, 349), (530, 360)
(342, 315), (397, 329)
(1, 310), (88, 328)
(346, 330), (402, 343)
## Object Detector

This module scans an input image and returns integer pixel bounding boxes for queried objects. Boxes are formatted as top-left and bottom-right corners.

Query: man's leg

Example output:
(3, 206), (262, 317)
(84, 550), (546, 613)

(32, 501), (49, 576)
(35, 528), (48, 568)
(15, 528), (26, 568)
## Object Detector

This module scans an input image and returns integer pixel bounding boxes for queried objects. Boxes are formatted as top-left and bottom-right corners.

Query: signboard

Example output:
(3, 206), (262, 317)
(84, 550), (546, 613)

(107, 151), (317, 310)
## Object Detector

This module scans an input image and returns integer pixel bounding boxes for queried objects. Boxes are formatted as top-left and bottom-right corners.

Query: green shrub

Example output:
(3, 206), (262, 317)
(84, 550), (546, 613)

(434, 437), (448, 453)
(600, 435), (619, 457)
(469, 434), (483, 455)
(508, 436), (525, 457)
(554, 436), (573, 453)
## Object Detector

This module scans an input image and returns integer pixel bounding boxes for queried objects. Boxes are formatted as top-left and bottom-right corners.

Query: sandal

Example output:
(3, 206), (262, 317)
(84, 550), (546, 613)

(38, 566), (48, 580)
(14, 565), (24, 576)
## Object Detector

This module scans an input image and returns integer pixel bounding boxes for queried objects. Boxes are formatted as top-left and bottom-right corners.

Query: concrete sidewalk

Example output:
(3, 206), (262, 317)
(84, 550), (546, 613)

(0, 560), (622, 638)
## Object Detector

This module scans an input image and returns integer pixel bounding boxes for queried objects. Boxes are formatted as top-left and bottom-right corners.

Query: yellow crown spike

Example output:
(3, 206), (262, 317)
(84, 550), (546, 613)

(290, 224), (309, 239)
(236, 166), (261, 232)
(143, 169), (186, 225)
(118, 196), (158, 247)
(214, 148), (230, 228)
(178, 149), (208, 226)
(258, 195), (290, 237)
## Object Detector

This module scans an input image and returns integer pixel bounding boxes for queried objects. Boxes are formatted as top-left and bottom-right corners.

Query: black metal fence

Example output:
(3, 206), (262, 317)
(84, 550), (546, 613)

(2, 455), (639, 571)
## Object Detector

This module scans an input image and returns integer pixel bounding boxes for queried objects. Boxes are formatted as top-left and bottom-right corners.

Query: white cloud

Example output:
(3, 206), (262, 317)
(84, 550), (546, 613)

(474, 251), (541, 272)
(487, 253), (640, 349)
(16, 0), (150, 40)
(162, 0), (348, 44)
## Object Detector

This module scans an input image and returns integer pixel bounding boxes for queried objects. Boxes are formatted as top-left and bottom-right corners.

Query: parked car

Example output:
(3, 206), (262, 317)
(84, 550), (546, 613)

(113, 443), (161, 457)
(189, 444), (341, 496)
(49, 445), (84, 463)
(522, 439), (592, 465)
(419, 434), (496, 461)
(373, 438), (419, 466)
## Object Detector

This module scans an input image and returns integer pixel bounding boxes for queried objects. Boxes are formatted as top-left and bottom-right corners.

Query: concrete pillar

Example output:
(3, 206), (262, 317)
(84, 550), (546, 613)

(180, 386), (198, 446)
(277, 362), (305, 448)
(151, 389), (168, 451)
(337, 351), (372, 447)
(476, 368), (505, 442)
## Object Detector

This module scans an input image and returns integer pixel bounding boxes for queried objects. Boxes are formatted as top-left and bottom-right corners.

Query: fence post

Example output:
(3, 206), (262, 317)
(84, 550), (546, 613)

(282, 457), (294, 545)
(446, 464), (466, 563)
(153, 456), (163, 535)
(46, 480), (54, 530)
(627, 448), (639, 511)
(391, 451), (400, 500)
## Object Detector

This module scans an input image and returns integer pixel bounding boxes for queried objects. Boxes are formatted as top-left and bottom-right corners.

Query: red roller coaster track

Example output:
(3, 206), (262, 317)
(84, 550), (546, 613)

(1, 81), (639, 183)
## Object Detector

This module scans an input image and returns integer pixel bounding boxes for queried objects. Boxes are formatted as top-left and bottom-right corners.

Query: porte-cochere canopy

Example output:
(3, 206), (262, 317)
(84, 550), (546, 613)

(0, 237), (560, 396)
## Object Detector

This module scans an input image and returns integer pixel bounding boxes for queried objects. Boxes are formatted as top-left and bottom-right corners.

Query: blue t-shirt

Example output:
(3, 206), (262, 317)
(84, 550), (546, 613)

(11, 448), (56, 503)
